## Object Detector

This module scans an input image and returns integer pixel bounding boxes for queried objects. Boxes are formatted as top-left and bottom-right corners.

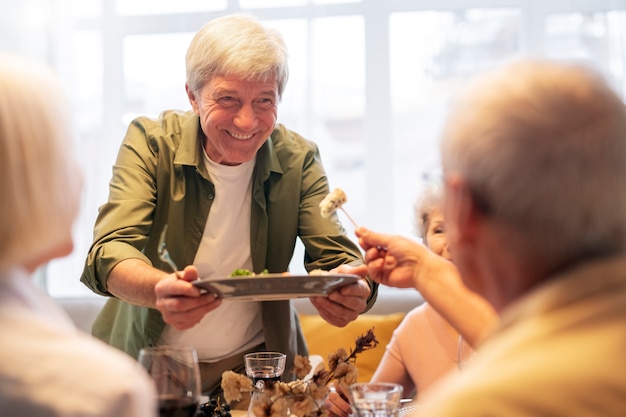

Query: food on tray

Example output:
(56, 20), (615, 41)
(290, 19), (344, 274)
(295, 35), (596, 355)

(319, 188), (347, 218)
(229, 269), (335, 277)
(230, 268), (269, 277)
(193, 273), (360, 301)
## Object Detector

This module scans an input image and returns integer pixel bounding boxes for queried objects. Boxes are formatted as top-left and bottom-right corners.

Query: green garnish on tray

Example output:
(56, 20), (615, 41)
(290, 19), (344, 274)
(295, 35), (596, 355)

(230, 268), (269, 276)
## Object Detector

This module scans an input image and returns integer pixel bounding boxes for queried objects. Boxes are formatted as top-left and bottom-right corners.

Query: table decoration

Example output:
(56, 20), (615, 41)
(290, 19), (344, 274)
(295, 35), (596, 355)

(220, 328), (379, 417)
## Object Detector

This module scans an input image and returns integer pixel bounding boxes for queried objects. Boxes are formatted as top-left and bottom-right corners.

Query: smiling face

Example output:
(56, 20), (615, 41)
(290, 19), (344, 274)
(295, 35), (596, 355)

(425, 208), (451, 261)
(186, 75), (278, 166)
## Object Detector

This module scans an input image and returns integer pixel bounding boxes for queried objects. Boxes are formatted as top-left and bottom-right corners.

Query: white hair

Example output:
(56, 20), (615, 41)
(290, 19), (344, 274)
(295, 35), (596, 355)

(0, 54), (83, 271)
(414, 182), (443, 242)
(441, 58), (626, 263)
(186, 13), (289, 97)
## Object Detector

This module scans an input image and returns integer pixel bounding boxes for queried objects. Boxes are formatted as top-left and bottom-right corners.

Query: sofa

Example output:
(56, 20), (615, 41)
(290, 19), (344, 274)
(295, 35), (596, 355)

(57, 288), (423, 382)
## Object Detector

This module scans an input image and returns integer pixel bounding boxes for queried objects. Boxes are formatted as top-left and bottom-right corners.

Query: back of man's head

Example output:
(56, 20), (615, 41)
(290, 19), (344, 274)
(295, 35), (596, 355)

(441, 58), (626, 268)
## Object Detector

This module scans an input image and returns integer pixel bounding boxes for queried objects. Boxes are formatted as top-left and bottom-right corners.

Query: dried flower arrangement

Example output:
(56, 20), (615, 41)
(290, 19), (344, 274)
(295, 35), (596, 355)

(220, 328), (379, 417)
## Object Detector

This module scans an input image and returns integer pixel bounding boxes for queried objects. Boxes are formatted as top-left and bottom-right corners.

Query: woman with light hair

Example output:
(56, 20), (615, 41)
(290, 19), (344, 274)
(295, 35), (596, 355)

(0, 58), (81, 271)
(414, 182), (447, 250)
(326, 183), (494, 416)
(365, 184), (473, 398)
(0, 53), (157, 417)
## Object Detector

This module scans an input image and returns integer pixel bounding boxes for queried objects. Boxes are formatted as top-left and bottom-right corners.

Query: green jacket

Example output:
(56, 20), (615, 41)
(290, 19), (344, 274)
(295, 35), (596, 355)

(80, 110), (378, 370)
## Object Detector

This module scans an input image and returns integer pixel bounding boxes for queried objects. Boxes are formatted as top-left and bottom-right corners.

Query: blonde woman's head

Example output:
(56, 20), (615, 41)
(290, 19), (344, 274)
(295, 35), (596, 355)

(0, 54), (83, 272)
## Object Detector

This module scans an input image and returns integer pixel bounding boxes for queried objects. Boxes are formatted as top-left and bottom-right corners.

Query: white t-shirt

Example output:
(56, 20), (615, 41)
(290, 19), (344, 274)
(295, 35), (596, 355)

(0, 267), (157, 417)
(159, 154), (264, 361)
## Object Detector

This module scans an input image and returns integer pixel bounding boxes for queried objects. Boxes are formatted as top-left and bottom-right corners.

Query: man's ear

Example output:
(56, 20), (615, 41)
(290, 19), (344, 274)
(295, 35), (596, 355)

(185, 84), (199, 114)
(444, 173), (484, 246)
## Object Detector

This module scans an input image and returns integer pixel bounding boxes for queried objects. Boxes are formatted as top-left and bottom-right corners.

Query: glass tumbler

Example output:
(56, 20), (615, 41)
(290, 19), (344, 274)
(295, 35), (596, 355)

(349, 382), (403, 417)
(244, 351), (286, 387)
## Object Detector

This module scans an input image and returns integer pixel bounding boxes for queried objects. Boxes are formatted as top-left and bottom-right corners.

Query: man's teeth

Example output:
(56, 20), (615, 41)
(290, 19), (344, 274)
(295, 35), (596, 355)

(229, 131), (253, 140)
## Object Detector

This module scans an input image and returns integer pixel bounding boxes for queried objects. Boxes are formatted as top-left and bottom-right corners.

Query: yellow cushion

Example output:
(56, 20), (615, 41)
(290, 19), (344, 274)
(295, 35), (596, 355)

(298, 313), (405, 382)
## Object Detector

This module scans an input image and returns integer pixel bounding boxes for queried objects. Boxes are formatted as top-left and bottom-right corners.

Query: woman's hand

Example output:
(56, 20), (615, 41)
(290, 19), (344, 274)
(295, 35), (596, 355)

(325, 382), (353, 417)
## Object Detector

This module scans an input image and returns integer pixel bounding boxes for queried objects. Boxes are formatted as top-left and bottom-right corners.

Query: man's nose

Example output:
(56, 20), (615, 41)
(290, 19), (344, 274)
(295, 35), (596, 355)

(233, 103), (259, 131)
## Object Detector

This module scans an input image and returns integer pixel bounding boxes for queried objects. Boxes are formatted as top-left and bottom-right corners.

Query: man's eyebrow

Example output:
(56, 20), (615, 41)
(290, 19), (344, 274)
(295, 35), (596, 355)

(212, 88), (277, 97)
(212, 88), (237, 96)
(258, 89), (278, 97)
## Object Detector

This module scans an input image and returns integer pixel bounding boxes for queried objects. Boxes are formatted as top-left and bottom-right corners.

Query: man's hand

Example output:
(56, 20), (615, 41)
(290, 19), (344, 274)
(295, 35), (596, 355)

(356, 227), (496, 346)
(154, 265), (222, 330)
(356, 226), (444, 291)
(309, 264), (370, 327)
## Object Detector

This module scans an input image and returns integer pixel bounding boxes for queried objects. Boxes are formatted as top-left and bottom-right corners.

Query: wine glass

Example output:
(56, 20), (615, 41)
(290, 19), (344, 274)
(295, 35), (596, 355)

(244, 351), (286, 387)
(138, 345), (201, 417)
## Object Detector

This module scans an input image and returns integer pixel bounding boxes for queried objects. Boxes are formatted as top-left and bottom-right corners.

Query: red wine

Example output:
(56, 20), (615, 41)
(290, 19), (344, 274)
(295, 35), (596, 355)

(253, 374), (281, 385)
(249, 368), (281, 386)
(158, 396), (198, 417)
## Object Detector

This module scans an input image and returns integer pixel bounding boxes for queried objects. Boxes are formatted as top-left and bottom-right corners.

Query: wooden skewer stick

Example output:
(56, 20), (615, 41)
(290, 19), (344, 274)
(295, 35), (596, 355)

(340, 207), (359, 229)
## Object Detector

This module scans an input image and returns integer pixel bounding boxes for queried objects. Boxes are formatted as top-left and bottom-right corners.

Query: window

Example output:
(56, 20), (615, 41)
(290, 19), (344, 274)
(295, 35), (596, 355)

(3, 0), (626, 296)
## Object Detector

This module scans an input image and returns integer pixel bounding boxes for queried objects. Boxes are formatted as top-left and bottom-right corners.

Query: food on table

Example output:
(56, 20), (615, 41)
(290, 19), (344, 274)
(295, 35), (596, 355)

(319, 187), (347, 219)
(196, 398), (231, 417)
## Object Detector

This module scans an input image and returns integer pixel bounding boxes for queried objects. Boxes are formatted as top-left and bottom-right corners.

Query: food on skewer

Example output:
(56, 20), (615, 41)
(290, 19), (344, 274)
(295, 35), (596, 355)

(319, 188), (387, 262)
(319, 187), (358, 227)
(319, 188), (347, 218)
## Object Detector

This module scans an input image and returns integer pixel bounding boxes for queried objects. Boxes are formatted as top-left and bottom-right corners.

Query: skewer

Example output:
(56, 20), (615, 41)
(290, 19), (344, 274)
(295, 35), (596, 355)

(340, 207), (359, 229)
(320, 187), (387, 261)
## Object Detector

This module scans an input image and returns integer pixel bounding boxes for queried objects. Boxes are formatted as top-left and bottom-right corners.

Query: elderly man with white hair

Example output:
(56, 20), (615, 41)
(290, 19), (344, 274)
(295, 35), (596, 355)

(355, 58), (626, 416)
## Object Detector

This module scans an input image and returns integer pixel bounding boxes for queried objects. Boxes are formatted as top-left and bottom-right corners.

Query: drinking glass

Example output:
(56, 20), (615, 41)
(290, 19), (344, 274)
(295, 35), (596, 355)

(349, 382), (403, 417)
(244, 351), (286, 387)
(138, 345), (201, 417)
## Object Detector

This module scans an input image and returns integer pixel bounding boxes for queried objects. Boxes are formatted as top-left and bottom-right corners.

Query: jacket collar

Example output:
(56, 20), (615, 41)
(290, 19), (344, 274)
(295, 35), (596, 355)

(174, 112), (204, 168)
(255, 132), (284, 182)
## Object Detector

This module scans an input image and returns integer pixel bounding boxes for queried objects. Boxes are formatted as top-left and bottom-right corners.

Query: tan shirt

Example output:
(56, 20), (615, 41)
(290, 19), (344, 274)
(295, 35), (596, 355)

(420, 256), (626, 416)
(0, 268), (157, 417)
(372, 303), (473, 399)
